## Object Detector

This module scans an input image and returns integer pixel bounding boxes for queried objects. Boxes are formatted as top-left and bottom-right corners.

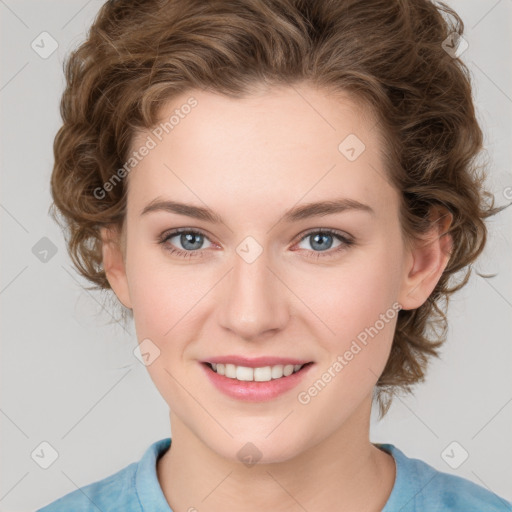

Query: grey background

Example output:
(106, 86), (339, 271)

(1, 1), (511, 510)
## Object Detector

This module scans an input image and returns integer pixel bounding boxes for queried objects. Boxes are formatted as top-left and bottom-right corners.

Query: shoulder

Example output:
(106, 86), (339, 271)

(36, 438), (172, 512)
(36, 462), (139, 512)
(379, 443), (512, 512)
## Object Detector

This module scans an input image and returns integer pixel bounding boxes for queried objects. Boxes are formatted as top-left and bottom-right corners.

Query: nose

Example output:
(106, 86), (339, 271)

(217, 246), (289, 341)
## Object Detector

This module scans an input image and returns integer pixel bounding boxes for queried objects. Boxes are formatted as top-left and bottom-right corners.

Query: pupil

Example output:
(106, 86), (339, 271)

(182, 233), (203, 250)
(311, 233), (332, 251)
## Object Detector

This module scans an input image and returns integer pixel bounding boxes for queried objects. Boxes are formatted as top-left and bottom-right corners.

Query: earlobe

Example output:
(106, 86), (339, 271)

(398, 208), (453, 311)
(100, 225), (133, 310)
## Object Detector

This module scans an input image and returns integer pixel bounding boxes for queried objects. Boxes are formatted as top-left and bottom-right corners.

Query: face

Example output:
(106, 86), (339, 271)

(102, 83), (450, 464)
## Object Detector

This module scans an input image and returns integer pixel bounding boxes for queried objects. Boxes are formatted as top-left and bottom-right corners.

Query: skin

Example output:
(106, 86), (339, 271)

(101, 83), (452, 512)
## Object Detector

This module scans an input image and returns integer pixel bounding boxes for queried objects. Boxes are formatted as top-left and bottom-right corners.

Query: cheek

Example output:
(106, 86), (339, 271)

(300, 245), (401, 378)
(295, 265), (400, 415)
(126, 252), (205, 403)
(126, 249), (220, 383)
(126, 250), (178, 340)
(304, 250), (400, 331)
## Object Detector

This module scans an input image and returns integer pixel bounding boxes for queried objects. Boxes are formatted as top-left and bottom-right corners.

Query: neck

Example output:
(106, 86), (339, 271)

(157, 397), (395, 512)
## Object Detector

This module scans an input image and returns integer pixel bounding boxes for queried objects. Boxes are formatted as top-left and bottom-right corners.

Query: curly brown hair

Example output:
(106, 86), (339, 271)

(49, 0), (508, 417)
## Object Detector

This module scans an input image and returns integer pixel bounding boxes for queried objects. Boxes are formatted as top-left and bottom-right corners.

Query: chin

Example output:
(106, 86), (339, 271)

(209, 433), (305, 467)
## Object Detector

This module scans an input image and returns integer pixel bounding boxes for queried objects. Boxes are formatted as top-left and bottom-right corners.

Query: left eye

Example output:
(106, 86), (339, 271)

(296, 230), (342, 251)
(158, 228), (354, 259)
(293, 229), (354, 259)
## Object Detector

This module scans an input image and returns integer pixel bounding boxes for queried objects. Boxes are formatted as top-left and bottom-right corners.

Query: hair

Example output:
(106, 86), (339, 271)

(50, 0), (509, 418)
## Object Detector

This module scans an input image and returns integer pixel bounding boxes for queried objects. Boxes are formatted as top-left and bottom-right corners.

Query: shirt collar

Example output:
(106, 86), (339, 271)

(135, 437), (173, 511)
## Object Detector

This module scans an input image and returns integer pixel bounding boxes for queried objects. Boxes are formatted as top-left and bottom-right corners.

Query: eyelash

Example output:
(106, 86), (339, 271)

(157, 228), (355, 261)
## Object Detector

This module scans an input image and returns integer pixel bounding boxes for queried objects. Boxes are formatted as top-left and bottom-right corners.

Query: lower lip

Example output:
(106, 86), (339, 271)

(200, 362), (315, 402)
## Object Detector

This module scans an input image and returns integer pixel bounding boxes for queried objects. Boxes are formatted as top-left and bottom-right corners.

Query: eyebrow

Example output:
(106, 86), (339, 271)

(140, 197), (375, 223)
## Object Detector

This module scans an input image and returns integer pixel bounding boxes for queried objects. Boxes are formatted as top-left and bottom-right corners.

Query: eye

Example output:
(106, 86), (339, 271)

(158, 229), (213, 259)
(293, 229), (355, 260)
(158, 227), (355, 260)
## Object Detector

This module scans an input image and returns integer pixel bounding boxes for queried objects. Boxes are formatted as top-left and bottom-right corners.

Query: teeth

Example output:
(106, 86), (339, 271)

(237, 365), (254, 381)
(209, 363), (305, 381)
(226, 364), (237, 379)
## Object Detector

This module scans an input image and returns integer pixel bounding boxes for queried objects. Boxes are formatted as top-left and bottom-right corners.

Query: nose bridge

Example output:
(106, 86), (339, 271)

(217, 240), (288, 340)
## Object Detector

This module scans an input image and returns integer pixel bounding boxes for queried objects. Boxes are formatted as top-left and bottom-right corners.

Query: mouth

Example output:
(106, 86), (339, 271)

(200, 360), (315, 402)
(202, 361), (314, 382)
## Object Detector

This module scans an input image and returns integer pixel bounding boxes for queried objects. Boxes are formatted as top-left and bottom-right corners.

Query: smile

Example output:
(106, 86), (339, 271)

(200, 361), (315, 402)
(207, 362), (307, 381)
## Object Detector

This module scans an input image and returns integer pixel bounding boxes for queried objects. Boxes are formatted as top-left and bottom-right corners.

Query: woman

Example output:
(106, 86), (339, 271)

(38, 0), (511, 510)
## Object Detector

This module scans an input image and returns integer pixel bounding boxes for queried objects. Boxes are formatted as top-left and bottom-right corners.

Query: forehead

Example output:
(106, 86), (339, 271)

(126, 84), (394, 218)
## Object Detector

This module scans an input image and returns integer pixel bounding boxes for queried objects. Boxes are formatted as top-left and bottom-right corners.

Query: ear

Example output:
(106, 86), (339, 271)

(398, 207), (453, 311)
(100, 224), (133, 310)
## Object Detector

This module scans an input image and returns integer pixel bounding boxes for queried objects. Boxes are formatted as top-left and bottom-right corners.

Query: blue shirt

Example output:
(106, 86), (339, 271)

(37, 437), (512, 511)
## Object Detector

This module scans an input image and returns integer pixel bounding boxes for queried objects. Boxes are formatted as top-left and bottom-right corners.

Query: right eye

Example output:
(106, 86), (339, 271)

(158, 229), (214, 259)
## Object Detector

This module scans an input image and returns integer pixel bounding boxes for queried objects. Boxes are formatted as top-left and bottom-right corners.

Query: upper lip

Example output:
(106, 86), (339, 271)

(202, 356), (313, 367)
